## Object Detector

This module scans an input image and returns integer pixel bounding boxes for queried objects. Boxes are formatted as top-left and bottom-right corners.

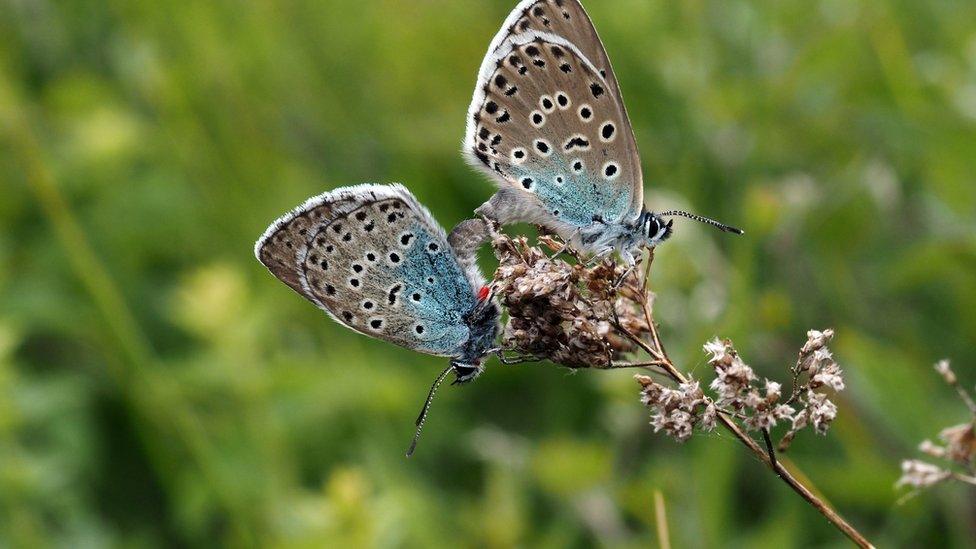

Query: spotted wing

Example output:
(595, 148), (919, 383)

(255, 192), (359, 302)
(464, 31), (642, 231)
(297, 185), (480, 358)
(485, 0), (628, 101)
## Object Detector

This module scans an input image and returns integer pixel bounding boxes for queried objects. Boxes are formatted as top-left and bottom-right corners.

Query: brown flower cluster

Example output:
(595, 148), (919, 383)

(635, 330), (845, 446)
(776, 329), (846, 450)
(635, 375), (717, 441)
(705, 337), (802, 438)
(897, 360), (976, 492)
(491, 233), (651, 369)
(486, 232), (873, 546)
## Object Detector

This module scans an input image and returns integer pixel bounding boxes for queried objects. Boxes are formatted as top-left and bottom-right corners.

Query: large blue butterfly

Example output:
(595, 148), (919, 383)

(464, 0), (742, 264)
(255, 184), (500, 454)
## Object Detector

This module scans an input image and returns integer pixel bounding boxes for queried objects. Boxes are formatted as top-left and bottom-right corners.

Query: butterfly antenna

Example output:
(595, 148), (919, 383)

(659, 210), (745, 235)
(406, 365), (453, 458)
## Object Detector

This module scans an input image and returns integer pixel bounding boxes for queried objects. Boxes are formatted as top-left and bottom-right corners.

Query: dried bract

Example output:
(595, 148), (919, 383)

(778, 329), (846, 450)
(934, 359), (956, 385)
(897, 460), (952, 489)
(636, 375), (716, 442)
(636, 331), (844, 446)
(939, 423), (976, 465)
(897, 360), (976, 497)
(492, 234), (651, 369)
(705, 339), (797, 433)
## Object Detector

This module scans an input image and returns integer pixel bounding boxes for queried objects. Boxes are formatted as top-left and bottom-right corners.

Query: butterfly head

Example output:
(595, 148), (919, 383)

(453, 286), (501, 384)
(640, 212), (675, 248)
(407, 291), (500, 458)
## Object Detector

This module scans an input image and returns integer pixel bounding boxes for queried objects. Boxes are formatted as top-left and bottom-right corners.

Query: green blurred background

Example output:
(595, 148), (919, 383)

(1, 0), (975, 546)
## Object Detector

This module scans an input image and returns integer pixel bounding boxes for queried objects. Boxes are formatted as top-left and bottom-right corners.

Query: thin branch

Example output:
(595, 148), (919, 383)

(785, 355), (807, 405)
(951, 384), (976, 417)
(494, 235), (873, 547)
(763, 428), (779, 469)
(952, 472), (976, 486)
(654, 490), (672, 549)
(628, 260), (874, 548)
(607, 360), (669, 373)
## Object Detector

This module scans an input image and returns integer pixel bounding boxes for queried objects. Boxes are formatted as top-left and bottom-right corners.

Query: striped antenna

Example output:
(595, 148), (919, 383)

(406, 365), (453, 457)
(659, 210), (744, 235)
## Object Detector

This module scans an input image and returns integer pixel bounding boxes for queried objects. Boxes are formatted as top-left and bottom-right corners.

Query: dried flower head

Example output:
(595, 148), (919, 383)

(897, 360), (976, 497)
(804, 390), (839, 435)
(897, 460), (952, 489)
(703, 339), (799, 433)
(801, 329), (835, 355)
(636, 330), (845, 448)
(934, 359), (956, 385)
(775, 329), (846, 451)
(706, 339), (757, 408)
(918, 439), (946, 459)
(939, 423), (976, 465)
(492, 233), (651, 369)
(636, 375), (716, 442)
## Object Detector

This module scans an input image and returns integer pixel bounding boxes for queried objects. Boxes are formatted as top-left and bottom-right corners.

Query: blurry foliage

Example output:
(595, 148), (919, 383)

(1, 0), (975, 546)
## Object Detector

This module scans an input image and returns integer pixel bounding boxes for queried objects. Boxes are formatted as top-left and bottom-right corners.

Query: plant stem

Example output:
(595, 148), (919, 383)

(953, 473), (976, 487)
(653, 490), (672, 549)
(607, 360), (669, 371)
(646, 338), (872, 546)
(619, 263), (875, 548)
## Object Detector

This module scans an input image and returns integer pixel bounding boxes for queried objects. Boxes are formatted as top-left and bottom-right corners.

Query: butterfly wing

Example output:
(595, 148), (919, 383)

(485, 0), (627, 101)
(255, 192), (359, 302)
(464, 4), (643, 232)
(291, 185), (481, 358)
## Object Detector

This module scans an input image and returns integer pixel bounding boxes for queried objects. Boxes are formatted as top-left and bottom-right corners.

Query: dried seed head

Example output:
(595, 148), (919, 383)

(493, 234), (651, 369)
(805, 390), (839, 435)
(896, 460), (951, 489)
(709, 350), (757, 409)
(918, 439), (947, 459)
(898, 362), (976, 495)
(636, 375), (716, 442)
(938, 423), (976, 465)
(934, 359), (956, 385)
(703, 338), (733, 367)
(801, 329), (835, 354)
(811, 361), (846, 392)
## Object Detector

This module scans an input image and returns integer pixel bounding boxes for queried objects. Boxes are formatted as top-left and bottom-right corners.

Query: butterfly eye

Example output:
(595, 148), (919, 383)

(646, 217), (661, 238)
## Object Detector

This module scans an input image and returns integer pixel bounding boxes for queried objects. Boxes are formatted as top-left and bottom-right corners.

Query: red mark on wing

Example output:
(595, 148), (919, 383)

(477, 286), (491, 301)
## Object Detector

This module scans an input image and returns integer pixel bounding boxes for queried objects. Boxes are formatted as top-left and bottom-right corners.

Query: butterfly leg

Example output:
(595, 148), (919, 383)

(612, 260), (645, 290)
(584, 245), (616, 266)
(447, 218), (493, 282)
(609, 245), (648, 290)
(547, 227), (582, 261)
(475, 188), (550, 226)
(492, 348), (539, 365)
(448, 218), (491, 254)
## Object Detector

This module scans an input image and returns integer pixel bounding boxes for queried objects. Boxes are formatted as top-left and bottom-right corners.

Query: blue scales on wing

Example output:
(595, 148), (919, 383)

(297, 185), (480, 358)
(464, 28), (645, 235)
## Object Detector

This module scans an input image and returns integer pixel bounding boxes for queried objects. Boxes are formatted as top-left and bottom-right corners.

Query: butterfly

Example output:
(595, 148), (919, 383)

(255, 184), (500, 455)
(463, 0), (742, 265)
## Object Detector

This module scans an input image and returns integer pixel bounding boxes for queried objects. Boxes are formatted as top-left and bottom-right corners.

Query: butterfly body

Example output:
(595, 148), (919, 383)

(464, 1), (739, 262)
(474, 184), (673, 265)
(255, 184), (499, 384)
(577, 210), (674, 263)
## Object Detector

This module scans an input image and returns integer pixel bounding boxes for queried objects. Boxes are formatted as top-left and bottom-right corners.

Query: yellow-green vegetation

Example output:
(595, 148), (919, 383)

(1, 0), (975, 546)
